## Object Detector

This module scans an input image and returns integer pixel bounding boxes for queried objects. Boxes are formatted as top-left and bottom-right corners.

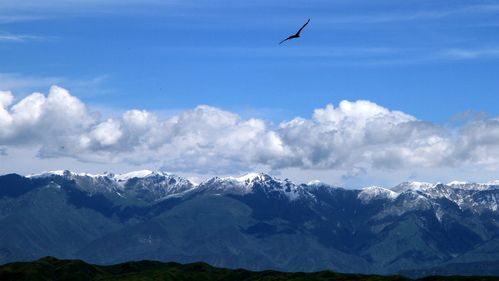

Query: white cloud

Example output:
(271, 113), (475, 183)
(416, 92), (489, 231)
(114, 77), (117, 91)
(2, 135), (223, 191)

(0, 87), (288, 173)
(277, 100), (451, 172)
(89, 119), (123, 146)
(0, 91), (14, 130)
(1, 86), (92, 146)
(2, 86), (499, 179)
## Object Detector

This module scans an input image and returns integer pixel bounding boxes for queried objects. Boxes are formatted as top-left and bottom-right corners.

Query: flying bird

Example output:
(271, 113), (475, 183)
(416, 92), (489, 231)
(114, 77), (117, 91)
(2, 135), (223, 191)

(279, 19), (310, 45)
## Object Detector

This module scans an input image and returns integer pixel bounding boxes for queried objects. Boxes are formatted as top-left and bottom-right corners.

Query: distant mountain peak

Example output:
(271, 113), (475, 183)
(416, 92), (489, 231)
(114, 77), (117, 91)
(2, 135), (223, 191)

(388, 180), (499, 193)
(224, 172), (272, 184)
(24, 169), (195, 202)
(307, 180), (323, 185)
(27, 169), (178, 182)
(447, 180), (469, 186)
(358, 186), (399, 202)
(197, 172), (313, 201)
(200, 173), (275, 195)
(113, 170), (155, 181)
(390, 181), (434, 193)
(27, 170), (105, 179)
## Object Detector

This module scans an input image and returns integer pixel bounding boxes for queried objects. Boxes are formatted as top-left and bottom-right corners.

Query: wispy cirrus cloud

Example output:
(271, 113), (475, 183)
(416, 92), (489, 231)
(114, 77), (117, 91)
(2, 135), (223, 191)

(0, 34), (45, 42)
(3, 1), (497, 24)
(0, 0), (178, 14)
(0, 73), (109, 97)
(0, 0), (166, 8)
(320, 4), (499, 25)
(160, 44), (499, 66)
(0, 73), (64, 92)
(0, 15), (43, 23)
(442, 47), (499, 60)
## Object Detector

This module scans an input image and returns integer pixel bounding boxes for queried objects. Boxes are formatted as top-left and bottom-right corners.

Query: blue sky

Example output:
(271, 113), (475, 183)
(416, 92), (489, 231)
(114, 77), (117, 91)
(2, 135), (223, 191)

(1, 0), (499, 187)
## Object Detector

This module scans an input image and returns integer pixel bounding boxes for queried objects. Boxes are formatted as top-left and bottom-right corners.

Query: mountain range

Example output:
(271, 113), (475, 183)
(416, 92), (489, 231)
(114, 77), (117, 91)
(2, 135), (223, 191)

(0, 170), (498, 277)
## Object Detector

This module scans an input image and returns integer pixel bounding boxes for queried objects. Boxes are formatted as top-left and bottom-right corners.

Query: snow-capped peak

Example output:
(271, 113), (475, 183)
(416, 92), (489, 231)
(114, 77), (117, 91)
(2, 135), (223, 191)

(307, 180), (323, 185)
(198, 173), (312, 201)
(391, 181), (434, 192)
(27, 169), (165, 182)
(443, 180), (499, 191)
(232, 172), (268, 183)
(27, 170), (104, 178)
(447, 180), (469, 186)
(483, 180), (499, 186)
(202, 173), (273, 194)
(113, 170), (155, 182)
(358, 186), (399, 202)
(27, 170), (66, 178)
(24, 170), (196, 202)
(42, 170), (66, 176)
(27, 169), (192, 183)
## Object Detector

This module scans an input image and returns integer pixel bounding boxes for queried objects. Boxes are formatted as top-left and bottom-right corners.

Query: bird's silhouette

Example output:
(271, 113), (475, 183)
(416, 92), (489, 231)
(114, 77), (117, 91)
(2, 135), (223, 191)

(279, 19), (310, 45)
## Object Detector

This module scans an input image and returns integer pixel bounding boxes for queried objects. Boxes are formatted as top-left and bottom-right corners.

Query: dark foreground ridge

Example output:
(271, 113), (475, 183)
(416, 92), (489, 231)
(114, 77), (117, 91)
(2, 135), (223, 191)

(0, 257), (497, 281)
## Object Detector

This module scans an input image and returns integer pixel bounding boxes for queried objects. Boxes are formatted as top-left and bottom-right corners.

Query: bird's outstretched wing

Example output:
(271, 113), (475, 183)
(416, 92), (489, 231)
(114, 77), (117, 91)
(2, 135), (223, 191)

(279, 36), (293, 44)
(296, 18), (310, 36)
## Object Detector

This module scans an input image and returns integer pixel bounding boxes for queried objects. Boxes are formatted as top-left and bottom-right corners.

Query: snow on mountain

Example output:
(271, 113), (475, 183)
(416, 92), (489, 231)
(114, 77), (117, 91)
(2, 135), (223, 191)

(484, 180), (499, 185)
(204, 172), (274, 193)
(232, 172), (268, 183)
(26, 169), (196, 201)
(22, 170), (499, 211)
(447, 180), (468, 186)
(27, 170), (104, 179)
(390, 180), (499, 193)
(353, 180), (499, 214)
(358, 186), (399, 203)
(200, 176), (257, 194)
(390, 181), (434, 193)
(118, 171), (196, 200)
(446, 181), (499, 191)
(198, 173), (312, 201)
(113, 170), (154, 182)
(28, 169), (186, 186)
(307, 180), (323, 186)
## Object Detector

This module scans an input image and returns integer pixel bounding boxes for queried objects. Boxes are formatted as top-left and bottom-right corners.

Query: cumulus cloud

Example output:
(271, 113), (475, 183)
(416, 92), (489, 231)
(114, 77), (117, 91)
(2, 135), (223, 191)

(0, 86), (288, 173)
(0, 86), (93, 145)
(278, 101), (452, 172)
(1, 85), (499, 176)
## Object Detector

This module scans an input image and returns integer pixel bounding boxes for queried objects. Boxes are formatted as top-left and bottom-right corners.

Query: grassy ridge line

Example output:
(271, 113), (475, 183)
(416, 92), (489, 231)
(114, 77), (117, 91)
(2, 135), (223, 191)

(0, 257), (497, 281)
